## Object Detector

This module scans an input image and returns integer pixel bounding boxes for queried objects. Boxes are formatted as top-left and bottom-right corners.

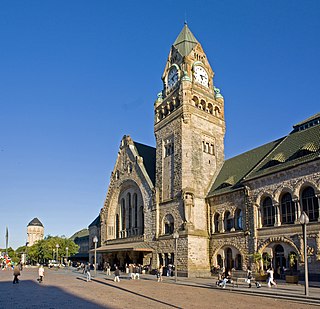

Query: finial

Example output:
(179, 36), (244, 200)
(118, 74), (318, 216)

(184, 10), (187, 25)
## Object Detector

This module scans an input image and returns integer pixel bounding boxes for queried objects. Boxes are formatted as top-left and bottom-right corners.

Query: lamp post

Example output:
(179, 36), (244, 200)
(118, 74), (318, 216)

(56, 244), (59, 263)
(173, 231), (179, 282)
(299, 211), (309, 297)
(65, 247), (69, 268)
(93, 236), (98, 277)
(25, 242), (29, 266)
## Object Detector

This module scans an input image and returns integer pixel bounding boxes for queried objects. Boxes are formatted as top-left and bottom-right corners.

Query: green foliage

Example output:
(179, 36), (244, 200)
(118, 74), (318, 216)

(289, 252), (297, 268)
(26, 236), (79, 264)
(0, 247), (20, 264)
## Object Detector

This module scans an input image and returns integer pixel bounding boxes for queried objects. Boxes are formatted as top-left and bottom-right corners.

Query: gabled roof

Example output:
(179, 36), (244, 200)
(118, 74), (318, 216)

(69, 228), (89, 241)
(208, 139), (282, 196)
(89, 215), (100, 228)
(134, 141), (156, 185)
(245, 116), (320, 180)
(173, 23), (199, 57)
(27, 218), (43, 227)
(208, 113), (320, 197)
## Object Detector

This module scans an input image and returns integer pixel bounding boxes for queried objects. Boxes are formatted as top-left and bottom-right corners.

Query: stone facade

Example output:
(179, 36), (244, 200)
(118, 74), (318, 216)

(27, 218), (44, 246)
(92, 25), (320, 278)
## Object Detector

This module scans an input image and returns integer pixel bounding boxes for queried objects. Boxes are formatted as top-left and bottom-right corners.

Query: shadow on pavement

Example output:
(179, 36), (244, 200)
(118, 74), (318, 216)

(0, 280), (112, 309)
(90, 277), (181, 308)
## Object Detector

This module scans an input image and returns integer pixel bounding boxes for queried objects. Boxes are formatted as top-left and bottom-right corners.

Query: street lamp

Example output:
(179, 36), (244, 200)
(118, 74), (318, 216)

(65, 247), (69, 268)
(93, 236), (98, 277)
(25, 242), (29, 266)
(56, 244), (59, 263)
(173, 231), (179, 282)
(299, 211), (309, 297)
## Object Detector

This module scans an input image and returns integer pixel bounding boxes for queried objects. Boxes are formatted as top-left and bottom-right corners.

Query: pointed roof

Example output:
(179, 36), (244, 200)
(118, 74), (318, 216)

(27, 217), (43, 227)
(173, 23), (199, 56)
(134, 141), (156, 185)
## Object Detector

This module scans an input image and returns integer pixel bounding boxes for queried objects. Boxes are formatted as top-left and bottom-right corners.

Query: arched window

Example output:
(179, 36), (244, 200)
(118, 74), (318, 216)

(235, 254), (242, 270)
(217, 254), (223, 268)
(127, 193), (132, 229)
(281, 193), (295, 224)
(214, 213), (220, 233)
(115, 214), (119, 239)
(262, 197), (275, 227)
(121, 198), (126, 230)
(133, 193), (138, 227)
(163, 214), (174, 235)
(224, 211), (233, 232)
(139, 206), (144, 234)
(225, 248), (233, 270)
(302, 187), (319, 222)
(235, 208), (243, 230)
(274, 245), (285, 274)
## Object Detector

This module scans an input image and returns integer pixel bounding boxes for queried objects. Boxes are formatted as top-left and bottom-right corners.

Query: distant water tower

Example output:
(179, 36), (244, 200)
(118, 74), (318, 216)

(27, 218), (44, 246)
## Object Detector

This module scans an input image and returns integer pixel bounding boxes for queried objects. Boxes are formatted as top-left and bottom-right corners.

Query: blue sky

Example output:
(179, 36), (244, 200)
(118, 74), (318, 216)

(1, 0), (319, 250)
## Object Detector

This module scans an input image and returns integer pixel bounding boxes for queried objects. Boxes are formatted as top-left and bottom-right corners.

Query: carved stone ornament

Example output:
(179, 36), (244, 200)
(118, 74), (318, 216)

(183, 191), (194, 223)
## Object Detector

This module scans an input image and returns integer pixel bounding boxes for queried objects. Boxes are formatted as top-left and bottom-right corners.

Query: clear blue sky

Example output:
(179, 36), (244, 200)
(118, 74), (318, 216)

(1, 0), (319, 250)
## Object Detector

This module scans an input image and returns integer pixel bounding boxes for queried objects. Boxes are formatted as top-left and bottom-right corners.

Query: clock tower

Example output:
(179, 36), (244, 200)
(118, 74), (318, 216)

(154, 24), (225, 276)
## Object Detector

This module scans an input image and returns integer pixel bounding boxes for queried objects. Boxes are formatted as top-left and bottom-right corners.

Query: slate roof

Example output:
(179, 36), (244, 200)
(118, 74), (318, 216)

(89, 215), (100, 228)
(69, 228), (89, 241)
(173, 23), (199, 57)
(245, 115), (320, 181)
(27, 218), (43, 227)
(208, 113), (320, 197)
(208, 139), (283, 196)
(134, 141), (156, 185)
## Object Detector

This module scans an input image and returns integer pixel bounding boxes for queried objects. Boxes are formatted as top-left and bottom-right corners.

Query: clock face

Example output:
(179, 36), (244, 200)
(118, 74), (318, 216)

(194, 66), (209, 87)
(168, 66), (179, 89)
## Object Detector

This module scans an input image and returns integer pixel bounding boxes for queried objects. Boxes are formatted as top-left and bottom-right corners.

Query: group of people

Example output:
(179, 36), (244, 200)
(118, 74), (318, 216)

(216, 266), (277, 289)
(12, 263), (45, 284)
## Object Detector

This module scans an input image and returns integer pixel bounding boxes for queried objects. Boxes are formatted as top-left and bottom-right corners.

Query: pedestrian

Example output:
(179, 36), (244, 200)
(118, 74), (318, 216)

(134, 264), (140, 280)
(13, 263), (21, 284)
(106, 263), (111, 276)
(247, 266), (252, 288)
(267, 267), (277, 287)
(114, 267), (120, 282)
(157, 265), (163, 282)
(38, 265), (45, 283)
(85, 263), (91, 282)
(129, 263), (134, 279)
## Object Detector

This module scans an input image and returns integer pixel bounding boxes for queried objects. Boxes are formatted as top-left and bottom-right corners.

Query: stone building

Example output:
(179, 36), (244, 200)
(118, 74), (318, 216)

(69, 228), (89, 263)
(93, 24), (320, 278)
(27, 218), (44, 246)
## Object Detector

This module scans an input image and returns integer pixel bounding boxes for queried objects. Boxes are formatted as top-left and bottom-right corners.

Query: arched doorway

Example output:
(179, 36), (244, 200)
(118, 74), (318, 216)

(274, 245), (286, 279)
(225, 248), (233, 271)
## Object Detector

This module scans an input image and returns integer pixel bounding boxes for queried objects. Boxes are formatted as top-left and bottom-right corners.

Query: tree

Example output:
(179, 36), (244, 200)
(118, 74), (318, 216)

(26, 236), (79, 265)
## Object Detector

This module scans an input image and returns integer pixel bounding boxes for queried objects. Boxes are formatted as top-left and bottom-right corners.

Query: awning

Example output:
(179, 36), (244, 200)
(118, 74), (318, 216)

(90, 242), (154, 253)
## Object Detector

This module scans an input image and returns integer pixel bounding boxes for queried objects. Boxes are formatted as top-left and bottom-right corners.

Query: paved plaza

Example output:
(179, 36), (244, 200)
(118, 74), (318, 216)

(0, 267), (319, 308)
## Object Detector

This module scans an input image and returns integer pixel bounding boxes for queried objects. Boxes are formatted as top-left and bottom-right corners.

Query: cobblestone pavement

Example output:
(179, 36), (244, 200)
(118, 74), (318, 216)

(0, 267), (318, 309)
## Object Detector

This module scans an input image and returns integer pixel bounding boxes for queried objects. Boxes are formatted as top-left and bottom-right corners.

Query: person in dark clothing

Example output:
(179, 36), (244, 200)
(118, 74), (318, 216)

(13, 264), (21, 284)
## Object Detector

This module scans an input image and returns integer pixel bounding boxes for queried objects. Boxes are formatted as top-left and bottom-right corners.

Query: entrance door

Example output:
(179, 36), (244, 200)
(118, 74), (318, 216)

(225, 248), (233, 271)
(274, 245), (285, 279)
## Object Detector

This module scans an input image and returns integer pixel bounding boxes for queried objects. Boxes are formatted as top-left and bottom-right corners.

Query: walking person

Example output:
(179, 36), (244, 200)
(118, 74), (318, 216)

(106, 263), (111, 276)
(85, 263), (91, 282)
(38, 265), (45, 283)
(114, 267), (120, 282)
(13, 263), (21, 284)
(247, 266), (252, 288)
(267, 267), (277, 287)
(157, 265), (163, 282)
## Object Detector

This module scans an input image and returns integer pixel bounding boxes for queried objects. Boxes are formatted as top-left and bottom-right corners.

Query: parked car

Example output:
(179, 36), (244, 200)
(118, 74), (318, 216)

(48, 260), (60, 268)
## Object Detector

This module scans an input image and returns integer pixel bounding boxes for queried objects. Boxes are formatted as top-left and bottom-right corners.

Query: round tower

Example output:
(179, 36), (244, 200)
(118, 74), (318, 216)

(27, 218), (44, 246)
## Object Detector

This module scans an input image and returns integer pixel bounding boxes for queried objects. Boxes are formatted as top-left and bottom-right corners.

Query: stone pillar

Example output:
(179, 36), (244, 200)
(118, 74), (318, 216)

(294, 198), (301, 224)
(316, 194), (320, 222)
(219, 217), (225, 233)
(274, 203), (281, 226)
